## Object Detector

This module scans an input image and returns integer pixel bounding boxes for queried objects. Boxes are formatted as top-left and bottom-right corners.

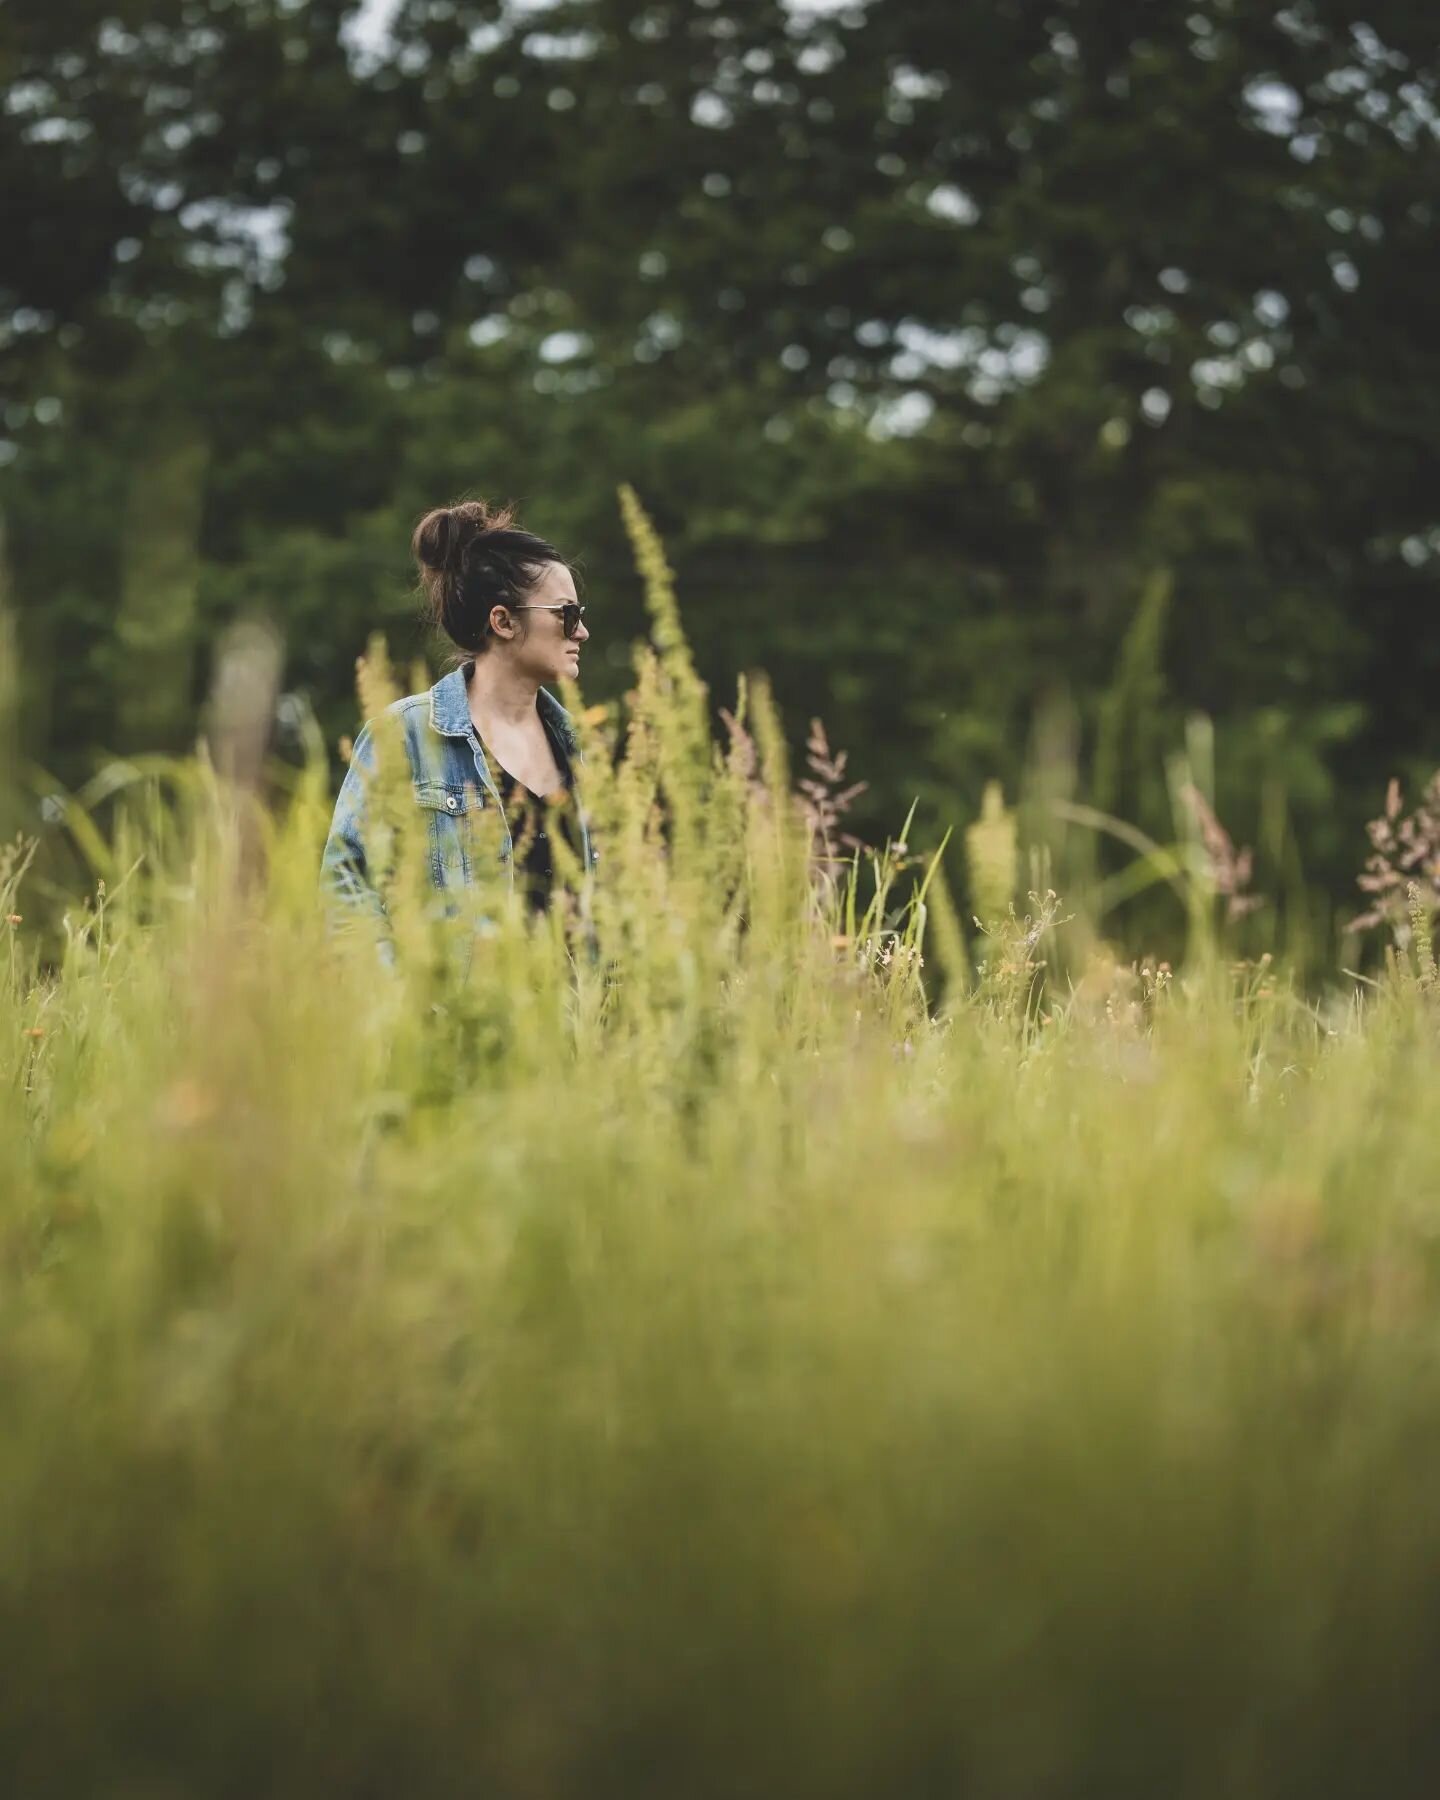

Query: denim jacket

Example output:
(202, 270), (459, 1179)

(320, 661), (595, 930)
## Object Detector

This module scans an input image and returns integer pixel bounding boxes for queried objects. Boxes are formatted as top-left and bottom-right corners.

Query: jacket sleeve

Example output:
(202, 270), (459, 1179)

(319, 722), (394, 957)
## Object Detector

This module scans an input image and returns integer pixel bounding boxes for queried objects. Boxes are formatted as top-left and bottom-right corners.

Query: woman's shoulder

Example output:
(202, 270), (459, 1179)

(344, 690), (445, 785)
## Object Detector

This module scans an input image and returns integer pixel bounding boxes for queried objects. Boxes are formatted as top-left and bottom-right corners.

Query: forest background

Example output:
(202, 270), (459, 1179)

(3, 0), (1437, 958)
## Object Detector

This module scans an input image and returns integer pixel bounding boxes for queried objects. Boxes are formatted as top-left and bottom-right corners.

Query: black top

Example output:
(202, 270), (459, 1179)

(483, 717), (580, 915)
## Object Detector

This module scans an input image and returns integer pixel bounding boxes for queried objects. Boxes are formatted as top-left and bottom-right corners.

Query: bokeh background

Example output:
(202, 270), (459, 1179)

(4, 0), (1437, 950)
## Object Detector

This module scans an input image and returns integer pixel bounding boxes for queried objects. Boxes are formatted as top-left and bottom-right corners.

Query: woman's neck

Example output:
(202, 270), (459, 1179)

(465, 654), (539, 732)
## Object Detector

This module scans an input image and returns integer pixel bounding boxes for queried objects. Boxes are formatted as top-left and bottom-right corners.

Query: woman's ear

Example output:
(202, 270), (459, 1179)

(488, 604), (514, 640)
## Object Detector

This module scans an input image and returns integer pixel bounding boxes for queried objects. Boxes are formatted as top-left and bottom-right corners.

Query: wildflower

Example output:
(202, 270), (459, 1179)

(1353, 771), (1440, 937)
(1178, 784), (1264, 922)
(797, 716), (872, 871)
(5, 913), (20, 925)
(24, 1027), (45, 1039)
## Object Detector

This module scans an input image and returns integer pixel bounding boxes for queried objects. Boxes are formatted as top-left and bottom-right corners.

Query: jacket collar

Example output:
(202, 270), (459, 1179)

(427, 661), (578, 755)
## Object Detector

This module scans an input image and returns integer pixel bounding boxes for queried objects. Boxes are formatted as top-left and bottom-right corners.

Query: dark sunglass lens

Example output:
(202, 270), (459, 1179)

(563, 603), (582, 638)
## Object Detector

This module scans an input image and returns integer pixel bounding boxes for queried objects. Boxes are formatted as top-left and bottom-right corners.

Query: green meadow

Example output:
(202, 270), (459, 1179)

(3, 508), (1439, 1799)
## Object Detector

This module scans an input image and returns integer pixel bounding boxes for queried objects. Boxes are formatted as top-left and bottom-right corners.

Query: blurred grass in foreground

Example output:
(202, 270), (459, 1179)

(2, 498), (1440, 1799)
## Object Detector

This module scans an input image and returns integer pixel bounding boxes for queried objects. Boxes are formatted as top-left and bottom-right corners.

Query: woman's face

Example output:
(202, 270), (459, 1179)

(493, 559), (589, 684)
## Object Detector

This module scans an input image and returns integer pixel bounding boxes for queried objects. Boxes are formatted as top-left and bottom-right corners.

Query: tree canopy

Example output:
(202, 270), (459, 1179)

(3, 0), (1437, 931)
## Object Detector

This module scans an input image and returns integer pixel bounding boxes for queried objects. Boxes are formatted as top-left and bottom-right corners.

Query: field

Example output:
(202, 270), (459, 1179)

(3, 526), (1440, 1799)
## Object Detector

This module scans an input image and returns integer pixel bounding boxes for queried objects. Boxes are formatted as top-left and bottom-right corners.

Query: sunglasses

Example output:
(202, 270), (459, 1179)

(510, 602), (587, 639)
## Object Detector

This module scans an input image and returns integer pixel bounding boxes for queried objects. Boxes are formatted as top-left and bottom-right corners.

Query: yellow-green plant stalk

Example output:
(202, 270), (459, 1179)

(913, 848), (970, 1013)
(1409, 880), (1437, 994)
(617, 483), (711, 864)
(965, 779), (1018, 930)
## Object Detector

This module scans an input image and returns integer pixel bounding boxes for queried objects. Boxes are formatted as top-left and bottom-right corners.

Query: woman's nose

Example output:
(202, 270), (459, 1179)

(575, 618), (590, 642)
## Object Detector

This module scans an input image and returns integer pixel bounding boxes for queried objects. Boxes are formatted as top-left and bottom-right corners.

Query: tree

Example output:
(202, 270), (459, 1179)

(2, 0), (1436, 923)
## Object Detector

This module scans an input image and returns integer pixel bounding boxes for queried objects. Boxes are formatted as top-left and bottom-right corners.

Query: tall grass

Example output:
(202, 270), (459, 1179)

(3, 497), (1440, 1798)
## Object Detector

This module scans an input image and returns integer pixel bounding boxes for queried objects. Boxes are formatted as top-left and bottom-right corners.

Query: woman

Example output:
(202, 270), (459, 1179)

(321, 498), (595, 936)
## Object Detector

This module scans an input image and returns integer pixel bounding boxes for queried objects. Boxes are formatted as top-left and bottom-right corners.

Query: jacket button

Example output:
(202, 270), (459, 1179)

(445, 794), (458, 812)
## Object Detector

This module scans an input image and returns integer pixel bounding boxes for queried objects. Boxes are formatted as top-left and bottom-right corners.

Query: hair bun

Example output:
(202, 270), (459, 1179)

(411, 498), (513, 575)
(412, 505), (456, 573)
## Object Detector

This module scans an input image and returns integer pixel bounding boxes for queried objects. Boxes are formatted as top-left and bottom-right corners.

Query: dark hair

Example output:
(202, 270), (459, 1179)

(411, 497), (568, 655)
